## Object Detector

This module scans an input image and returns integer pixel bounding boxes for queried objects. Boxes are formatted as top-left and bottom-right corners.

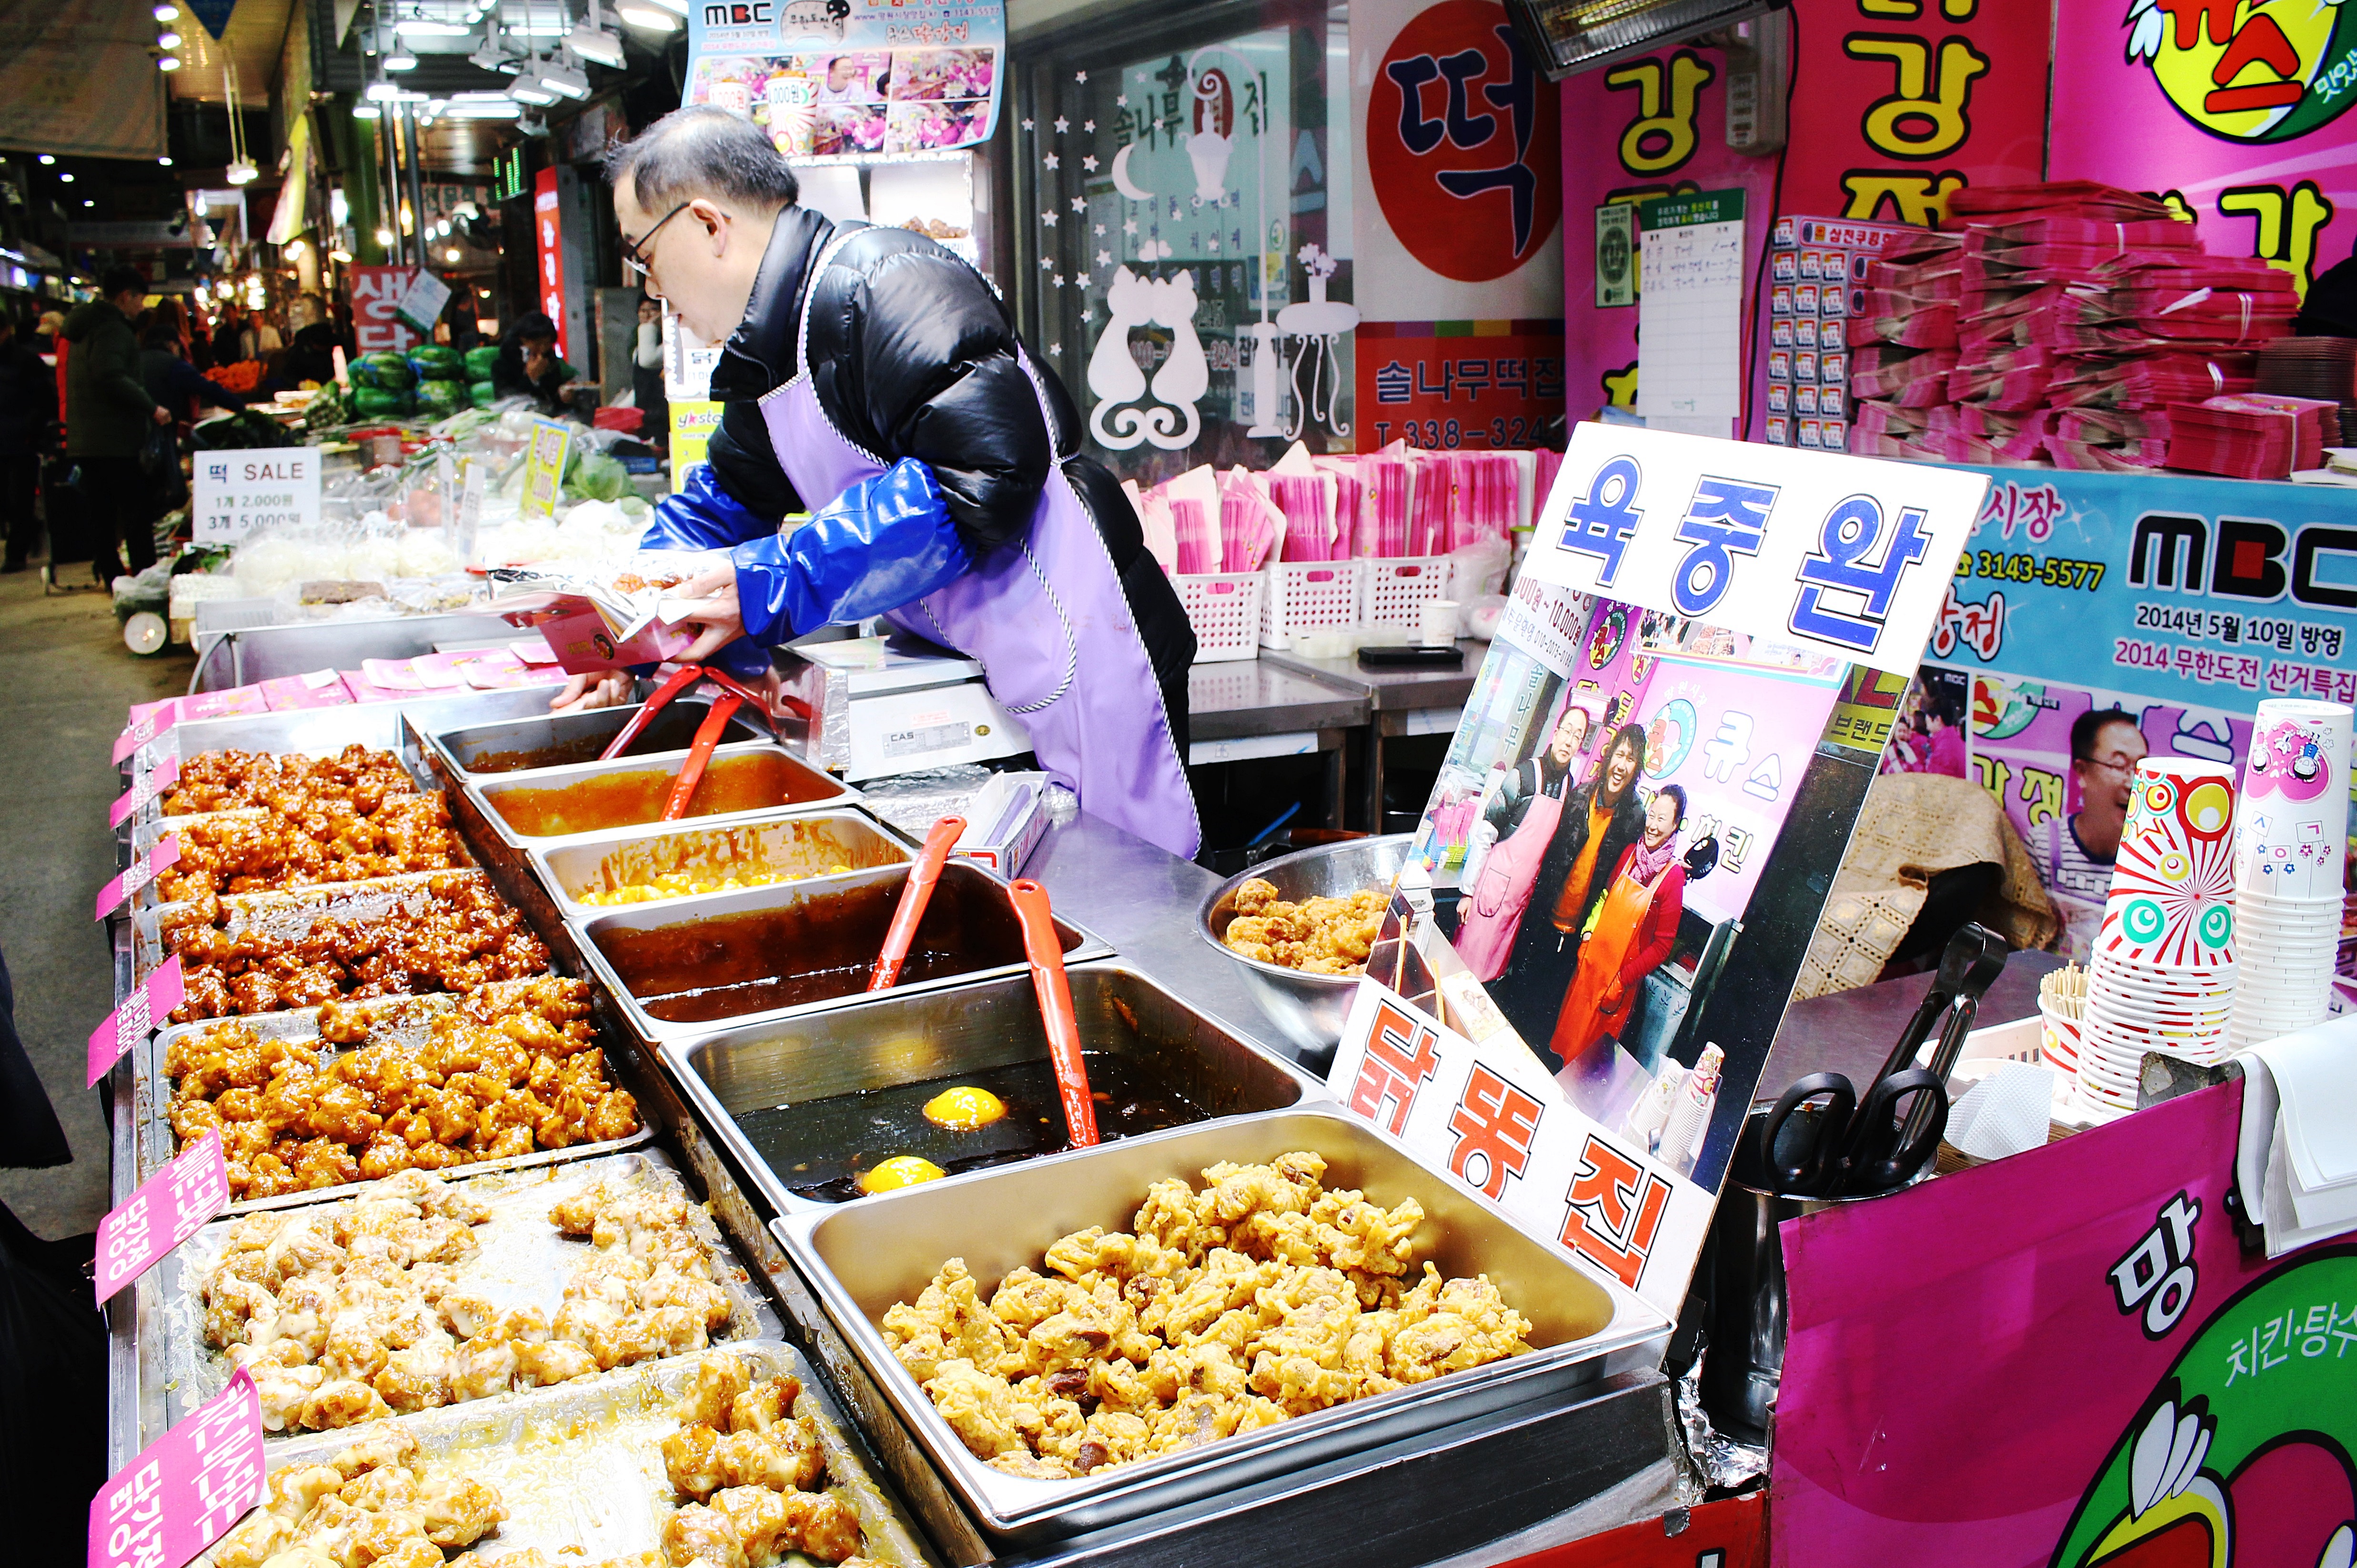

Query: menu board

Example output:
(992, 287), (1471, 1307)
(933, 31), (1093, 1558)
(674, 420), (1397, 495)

(685, 0), (1004, 160)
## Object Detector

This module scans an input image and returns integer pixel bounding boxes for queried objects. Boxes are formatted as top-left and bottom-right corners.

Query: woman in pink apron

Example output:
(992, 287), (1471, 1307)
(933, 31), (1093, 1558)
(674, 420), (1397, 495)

(1454, 698), (1595, 981)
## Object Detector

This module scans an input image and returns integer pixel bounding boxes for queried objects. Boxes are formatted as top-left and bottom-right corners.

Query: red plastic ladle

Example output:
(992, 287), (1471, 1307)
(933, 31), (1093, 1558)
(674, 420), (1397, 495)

(659, 693), (743, 821)
(867, 815), (966, 991)
(596, 663), (704, 761)
(1008, 878), (1098, 1148)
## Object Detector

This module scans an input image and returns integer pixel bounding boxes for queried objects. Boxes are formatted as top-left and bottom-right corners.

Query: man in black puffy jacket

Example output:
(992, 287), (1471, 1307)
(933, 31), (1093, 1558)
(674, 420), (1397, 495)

(567, 108), (1199, 854)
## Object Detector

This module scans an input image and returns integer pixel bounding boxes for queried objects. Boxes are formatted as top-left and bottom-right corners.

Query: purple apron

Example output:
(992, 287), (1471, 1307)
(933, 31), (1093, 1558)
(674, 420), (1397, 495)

(758, 229), (1200, 858)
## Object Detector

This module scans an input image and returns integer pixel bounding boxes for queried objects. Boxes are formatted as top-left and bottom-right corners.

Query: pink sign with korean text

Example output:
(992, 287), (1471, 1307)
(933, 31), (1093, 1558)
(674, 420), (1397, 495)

(94, 1129), (228, 1303)
(89, 955), (184, 1086)
(97, 837), (179, 921)
(1773, 1080), (2357, 1568)
(88, 1369), (264, 1568)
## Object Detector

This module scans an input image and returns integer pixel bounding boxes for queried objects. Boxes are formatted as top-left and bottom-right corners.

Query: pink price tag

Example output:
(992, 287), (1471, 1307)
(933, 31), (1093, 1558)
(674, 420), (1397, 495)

(88, 956), (185, 1086)
(87, 1367), (263, 1568)
(112, 700), (182, 765)
(94, 1130), (227, 1303)
(109, 754), (181, 829)
(96, 838), (181, 922)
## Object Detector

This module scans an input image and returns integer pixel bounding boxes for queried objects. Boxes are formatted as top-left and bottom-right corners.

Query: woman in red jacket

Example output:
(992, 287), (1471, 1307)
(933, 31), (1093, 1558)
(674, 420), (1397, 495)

(1548, 783), (1697, 1068)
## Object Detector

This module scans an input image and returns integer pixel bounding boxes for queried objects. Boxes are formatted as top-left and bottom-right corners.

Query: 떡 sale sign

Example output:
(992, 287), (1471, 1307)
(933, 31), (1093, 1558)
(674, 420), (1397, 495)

(1329, 422), (1986, 1310)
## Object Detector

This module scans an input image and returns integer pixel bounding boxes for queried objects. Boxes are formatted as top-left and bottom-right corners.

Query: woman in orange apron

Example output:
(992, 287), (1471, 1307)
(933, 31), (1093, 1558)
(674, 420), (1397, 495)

(1453, 699), (1594, 981)
(1549, 785), (1692, 1068)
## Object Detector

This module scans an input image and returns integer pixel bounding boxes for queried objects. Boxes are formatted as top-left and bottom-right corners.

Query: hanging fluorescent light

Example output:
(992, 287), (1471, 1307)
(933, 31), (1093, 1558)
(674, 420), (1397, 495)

(330, 249), (353, 262)
(395, 16), (473, 35)
(157, 29), (181, 46)
(365, 80), (402, 100)
(158, 54), (181, 70)
(615, 3), (677, 31)
(538, 53), (591, 99)
(151, 2), (175, 18)
(508, 75), (556, 105)
(57, 171), (73, 183)
(353, 100), (383, 117)
(566, 0), (625, 68)
(384, 43), (419, 69)
(376, 227), (394, 245)
(446, 247), (462, 262)
(158, 155), (173, 166)
(225, 160), (257, 184)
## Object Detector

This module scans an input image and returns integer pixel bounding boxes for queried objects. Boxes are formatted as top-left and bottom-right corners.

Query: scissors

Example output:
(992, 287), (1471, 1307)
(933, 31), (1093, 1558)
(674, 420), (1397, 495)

(1756, 924), (2008, 1197)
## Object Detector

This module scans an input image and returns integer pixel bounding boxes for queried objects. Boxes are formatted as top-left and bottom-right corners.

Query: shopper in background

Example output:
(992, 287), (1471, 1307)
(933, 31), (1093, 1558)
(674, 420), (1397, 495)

(633, 295), (667, 443)
(30, 310), (61, 362)
(62, 265), (169, 584)
(492, 311), (577, 412)
(0, 313), (54, 574)
(141, 320), (247, 420)
(207, 313), (244, 367)
(239, 307), (282, 363)
(583, 106), (1197, 855)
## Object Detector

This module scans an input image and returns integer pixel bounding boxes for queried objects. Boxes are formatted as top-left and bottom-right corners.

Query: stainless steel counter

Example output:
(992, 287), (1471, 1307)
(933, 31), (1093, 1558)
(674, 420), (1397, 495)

(1261, 642), (1480, 826)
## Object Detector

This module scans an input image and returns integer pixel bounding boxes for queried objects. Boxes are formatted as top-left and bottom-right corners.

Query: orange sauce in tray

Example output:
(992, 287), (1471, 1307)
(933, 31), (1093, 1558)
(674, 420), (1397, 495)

(488, 751), (837, 837)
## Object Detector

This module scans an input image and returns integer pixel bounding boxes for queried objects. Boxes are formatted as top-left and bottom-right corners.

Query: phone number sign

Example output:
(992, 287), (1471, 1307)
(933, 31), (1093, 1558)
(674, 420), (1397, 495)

(193, 449), (321, 545)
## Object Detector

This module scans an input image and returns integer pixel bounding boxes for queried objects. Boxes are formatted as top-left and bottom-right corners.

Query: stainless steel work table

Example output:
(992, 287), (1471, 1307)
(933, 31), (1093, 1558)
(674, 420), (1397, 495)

(1261, 642), (1481, 828)
(1184, 660), (1369, 829)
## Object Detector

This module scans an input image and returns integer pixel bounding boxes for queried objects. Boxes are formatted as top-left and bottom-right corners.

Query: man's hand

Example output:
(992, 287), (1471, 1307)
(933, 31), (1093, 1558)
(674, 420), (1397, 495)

(671, 564), (748, 664)
(549, 671), (635, 712)
(151, 405), (172, 426)
(523, 348), (553, 381)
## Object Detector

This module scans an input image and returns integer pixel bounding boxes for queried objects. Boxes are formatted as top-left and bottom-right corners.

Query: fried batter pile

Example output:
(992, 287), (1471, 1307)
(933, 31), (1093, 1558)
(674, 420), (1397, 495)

(1219, 879), (1386, 976)
(157, 794), (465, 904)
(167, 874), (550, 1021)
(167, 978), (638, 1200)
(165, 745), (423, 819)
(201, 1426), (506, 1568)
(201, 1169), (734, 1432)
(881, 1152), (1533, 1480)
(656, 1355), (881, 1568)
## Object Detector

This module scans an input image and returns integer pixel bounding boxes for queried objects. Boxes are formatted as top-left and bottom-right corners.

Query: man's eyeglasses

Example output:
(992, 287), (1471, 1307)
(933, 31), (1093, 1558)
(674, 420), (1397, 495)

(2075, 752), (2144, 776)
(621, 200), (692, 284)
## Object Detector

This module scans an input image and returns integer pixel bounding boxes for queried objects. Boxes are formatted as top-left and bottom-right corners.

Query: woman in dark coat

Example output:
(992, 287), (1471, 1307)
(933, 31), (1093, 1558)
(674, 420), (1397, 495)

(491, 311), (576, 412)
(1486, 721), (1651, 1039)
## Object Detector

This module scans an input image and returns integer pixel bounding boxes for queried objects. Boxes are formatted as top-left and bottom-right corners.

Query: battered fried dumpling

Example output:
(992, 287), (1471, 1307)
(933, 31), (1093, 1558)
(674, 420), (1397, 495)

(879, 1153), (1534, 1482)
(1221, 882), (1387, 975)
(193, 1424), (505, 1568)
(197, 1169), (734, 1433)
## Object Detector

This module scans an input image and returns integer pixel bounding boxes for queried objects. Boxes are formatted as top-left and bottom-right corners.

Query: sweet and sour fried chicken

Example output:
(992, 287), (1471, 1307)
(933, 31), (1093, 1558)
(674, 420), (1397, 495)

(881, 1153), (1534, 1480)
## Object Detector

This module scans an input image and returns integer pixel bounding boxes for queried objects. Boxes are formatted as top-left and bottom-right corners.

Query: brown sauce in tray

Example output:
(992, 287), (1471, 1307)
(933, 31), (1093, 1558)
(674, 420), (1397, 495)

(736, 1054), (1209, 1201)
(467, 707), (754, 774)
(488, 751), (834, 837)
(592, 875), (1074, 1021)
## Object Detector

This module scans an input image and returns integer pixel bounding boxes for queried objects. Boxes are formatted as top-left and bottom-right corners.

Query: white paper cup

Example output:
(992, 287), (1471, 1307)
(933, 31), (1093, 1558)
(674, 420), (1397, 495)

(2236, 699), (2353, 900)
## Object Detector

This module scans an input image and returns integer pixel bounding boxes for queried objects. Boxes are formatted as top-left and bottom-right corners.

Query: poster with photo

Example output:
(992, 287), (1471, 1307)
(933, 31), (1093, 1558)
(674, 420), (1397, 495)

(685, 3), (1002, 159)
(1328, 423), (1986, 1311)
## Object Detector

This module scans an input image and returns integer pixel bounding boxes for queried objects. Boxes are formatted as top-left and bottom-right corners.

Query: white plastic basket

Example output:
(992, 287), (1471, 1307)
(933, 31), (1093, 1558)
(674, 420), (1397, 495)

(1260, 559), (1362, 650)
(1171, 570), (1264, 663)
(1359, 556), (1454, 633)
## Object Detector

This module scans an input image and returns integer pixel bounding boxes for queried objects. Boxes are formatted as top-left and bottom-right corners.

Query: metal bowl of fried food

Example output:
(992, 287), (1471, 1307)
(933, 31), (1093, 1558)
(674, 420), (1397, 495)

(1196, 834), (1413, 1056)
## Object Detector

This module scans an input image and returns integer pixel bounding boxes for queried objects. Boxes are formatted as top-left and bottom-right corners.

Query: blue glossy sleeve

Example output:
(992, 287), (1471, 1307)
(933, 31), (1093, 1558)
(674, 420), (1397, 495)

(640, 461), (772, 552)
(730, 458), (971, 645)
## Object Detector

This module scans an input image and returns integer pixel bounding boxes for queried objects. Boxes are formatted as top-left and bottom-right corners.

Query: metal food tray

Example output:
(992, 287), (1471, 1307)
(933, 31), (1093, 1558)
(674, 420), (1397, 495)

(129, 867), (505, 990)
(126, 807), (477, 916)
(119, 689), (562, 832)
(463, 743), (859, 850)
(573, 859), (1113, 1046)
(773, 1106), (1672, 1542)
(531, 808), (915, 919)
(418, 698), (769, 780)
(141, 983), (659, 1213)
(665, 960), (1330, 1217)
(159, 1148), (781, 1434)
(244, 1341), (935, 1568)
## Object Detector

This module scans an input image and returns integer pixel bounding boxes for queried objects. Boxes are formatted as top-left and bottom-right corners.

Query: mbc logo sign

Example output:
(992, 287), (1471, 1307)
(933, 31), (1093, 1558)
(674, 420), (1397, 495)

(2130, 511), (2357, 610)
(1367, 0), (1561, 283)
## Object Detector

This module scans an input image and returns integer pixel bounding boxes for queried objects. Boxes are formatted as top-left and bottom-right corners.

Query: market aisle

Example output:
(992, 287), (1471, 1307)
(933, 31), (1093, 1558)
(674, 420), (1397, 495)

(0, 568), (191, 1238)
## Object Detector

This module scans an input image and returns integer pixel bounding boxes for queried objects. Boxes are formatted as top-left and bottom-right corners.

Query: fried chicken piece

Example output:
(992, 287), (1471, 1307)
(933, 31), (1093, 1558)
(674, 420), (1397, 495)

(705, 1487), (792, 1566)
(416, 1472), (507, 1550)
(208, 1508), (295, 1568)
(775, 1492), (862, 1565)
(714, 1425), (826, 1494)
(372, 1335), (454, 1414)
(923, 1359), (1033, 1460)
(514, 1339), (599, 1387)
(251, 1363), (328, 1431)
(725, 1376), (799, 1434)
(984, 1451), (1072, 1480)
(1384, 1273), (1533, 1384)
(674, 1355), (752, 1430)
(449, 1336), (518, 1402)
(661, 1504), (748, 1568)
(879, 1260), (1012, 1384)
(301, 1377), (392, 1429)
(337, 1464), (419, 1513)
(662, 1423), (728, 1503)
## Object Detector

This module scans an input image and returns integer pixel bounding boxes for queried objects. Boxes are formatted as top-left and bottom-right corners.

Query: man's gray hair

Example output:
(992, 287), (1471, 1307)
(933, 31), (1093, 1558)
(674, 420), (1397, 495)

(604, 106), (800, 213)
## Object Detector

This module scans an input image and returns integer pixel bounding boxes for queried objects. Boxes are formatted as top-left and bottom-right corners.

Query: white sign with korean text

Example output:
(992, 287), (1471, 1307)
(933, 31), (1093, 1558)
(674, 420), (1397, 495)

(395, 268), (453, 336)
(1328, 979), (1713, 1314)
(1534, 423), (1988, 675)
(192, 448), (322, 545)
